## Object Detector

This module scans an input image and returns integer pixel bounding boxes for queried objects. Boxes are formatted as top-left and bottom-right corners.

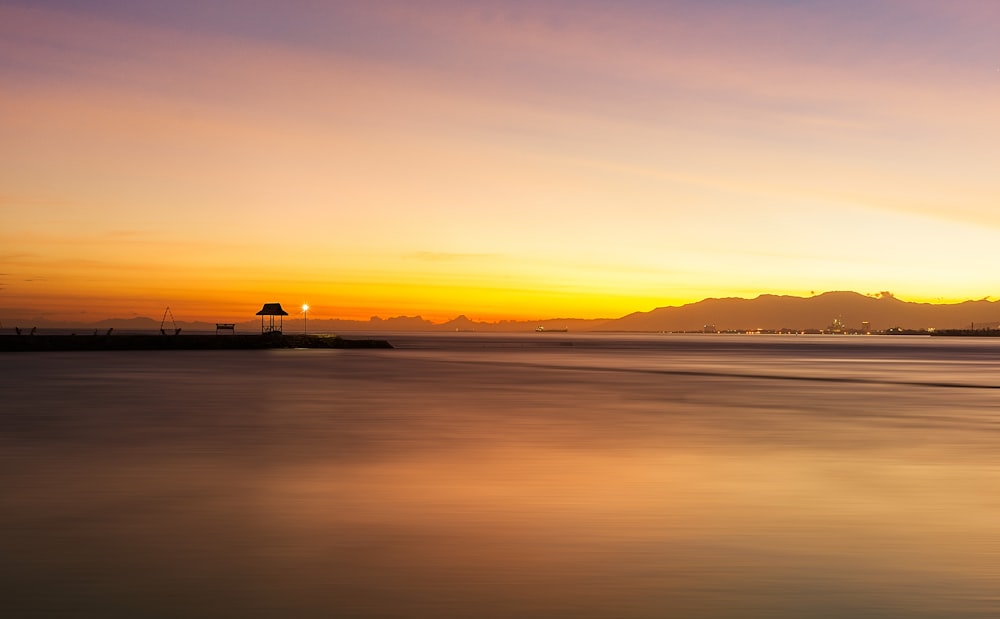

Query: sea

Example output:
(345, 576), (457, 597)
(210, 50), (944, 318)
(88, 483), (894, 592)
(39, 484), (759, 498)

(2, 333), (999, 618)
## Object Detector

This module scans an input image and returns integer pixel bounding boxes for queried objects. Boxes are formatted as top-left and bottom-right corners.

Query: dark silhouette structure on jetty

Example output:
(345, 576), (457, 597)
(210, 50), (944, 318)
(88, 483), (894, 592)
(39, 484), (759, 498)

(256, 303), (288, 334)
(160, 307), (182, 336)
(2, 302), (391, 351)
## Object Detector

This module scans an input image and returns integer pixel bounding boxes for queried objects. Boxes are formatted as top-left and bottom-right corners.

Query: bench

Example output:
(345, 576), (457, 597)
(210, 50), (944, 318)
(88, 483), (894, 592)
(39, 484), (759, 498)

(216, 323), (236, 335)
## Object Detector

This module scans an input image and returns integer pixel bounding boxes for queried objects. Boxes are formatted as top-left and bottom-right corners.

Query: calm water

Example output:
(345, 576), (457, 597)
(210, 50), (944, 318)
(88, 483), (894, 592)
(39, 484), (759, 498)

(2, 334), (999, 618)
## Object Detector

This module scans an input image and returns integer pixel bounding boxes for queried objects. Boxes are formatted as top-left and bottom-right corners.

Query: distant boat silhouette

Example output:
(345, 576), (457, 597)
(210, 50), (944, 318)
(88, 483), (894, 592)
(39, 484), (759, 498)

(535, 326), (568, 333)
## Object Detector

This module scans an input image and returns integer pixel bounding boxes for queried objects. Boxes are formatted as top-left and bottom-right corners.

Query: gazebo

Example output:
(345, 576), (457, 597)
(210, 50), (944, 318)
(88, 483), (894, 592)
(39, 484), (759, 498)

(256, 303), (289, 334)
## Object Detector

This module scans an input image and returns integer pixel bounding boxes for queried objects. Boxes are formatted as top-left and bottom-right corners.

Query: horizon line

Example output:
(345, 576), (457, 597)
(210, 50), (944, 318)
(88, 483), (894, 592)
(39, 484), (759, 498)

(4, 290), (999, 328)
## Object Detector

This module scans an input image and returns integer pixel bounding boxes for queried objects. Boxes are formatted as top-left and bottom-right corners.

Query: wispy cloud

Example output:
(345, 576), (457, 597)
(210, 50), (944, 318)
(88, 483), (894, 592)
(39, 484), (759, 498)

(405, 251), (504, 263)
(3, 1), (999, 319)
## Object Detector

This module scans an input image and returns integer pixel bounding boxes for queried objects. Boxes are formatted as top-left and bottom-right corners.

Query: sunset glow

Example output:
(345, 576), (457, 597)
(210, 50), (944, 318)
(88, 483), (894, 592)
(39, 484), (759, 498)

(3, 1), (999, 323)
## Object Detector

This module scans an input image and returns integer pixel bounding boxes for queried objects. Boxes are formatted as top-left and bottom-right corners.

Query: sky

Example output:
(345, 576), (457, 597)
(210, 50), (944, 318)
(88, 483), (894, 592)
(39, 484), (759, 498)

(2, 0), (999, 324)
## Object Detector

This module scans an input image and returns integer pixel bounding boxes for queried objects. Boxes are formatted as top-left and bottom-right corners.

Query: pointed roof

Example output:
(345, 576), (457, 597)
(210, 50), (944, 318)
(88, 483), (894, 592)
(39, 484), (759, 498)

(256, 303), (289, 316)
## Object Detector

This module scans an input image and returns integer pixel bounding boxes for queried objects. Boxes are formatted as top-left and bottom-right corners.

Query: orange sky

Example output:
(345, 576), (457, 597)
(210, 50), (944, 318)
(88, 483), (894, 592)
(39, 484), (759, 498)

(2, 1), (999, 324)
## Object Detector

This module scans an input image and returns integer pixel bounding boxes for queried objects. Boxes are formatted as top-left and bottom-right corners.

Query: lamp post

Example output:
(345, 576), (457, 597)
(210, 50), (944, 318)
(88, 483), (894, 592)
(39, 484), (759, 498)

(302, 304), (309, 335)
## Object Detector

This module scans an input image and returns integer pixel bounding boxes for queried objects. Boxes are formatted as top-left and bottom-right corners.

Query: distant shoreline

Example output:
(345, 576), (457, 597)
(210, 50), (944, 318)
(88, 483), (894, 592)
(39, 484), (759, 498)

(0, 333), (393, 352)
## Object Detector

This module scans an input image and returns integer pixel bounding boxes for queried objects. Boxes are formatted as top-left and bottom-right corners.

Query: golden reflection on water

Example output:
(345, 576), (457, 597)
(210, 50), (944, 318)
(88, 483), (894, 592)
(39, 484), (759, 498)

(2, 341), (999, 618)
(254, 444), (999, 618)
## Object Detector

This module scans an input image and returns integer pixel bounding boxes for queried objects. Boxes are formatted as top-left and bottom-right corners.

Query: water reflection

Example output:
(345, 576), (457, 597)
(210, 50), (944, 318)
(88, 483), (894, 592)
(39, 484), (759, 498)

(2, 337), (999, 617)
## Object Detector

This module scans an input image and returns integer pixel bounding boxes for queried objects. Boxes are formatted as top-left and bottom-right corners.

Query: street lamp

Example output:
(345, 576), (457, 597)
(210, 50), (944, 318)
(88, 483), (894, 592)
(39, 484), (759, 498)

(302, 304), (309, 335)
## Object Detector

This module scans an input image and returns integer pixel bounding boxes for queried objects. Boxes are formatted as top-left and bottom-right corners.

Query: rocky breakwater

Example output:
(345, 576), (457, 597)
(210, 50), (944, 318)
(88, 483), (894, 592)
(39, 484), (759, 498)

(0, 333), (393, 352)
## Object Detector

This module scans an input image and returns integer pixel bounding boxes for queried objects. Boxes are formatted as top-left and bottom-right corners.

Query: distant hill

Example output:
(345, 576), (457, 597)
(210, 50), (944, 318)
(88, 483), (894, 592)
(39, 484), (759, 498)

(5, 291), (998, 333)
(436, 315), (608, 332)
(301, 315), (608, 333)
(601, 291), (1000, 332)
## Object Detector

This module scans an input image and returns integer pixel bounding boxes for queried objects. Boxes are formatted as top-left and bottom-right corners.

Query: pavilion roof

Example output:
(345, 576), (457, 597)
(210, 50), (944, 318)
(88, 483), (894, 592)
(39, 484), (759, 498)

(256, 303), (289, 316)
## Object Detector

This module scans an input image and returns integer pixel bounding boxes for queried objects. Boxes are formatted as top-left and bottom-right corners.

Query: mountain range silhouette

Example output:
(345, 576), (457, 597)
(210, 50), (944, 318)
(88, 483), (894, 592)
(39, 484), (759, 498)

(604, 291), (998, 332)
(9, 291), (999, 332)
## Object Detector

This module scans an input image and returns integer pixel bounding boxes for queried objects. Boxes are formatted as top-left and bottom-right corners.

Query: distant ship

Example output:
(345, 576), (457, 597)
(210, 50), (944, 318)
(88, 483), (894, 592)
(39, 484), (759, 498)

(535, 326), (568, 333)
